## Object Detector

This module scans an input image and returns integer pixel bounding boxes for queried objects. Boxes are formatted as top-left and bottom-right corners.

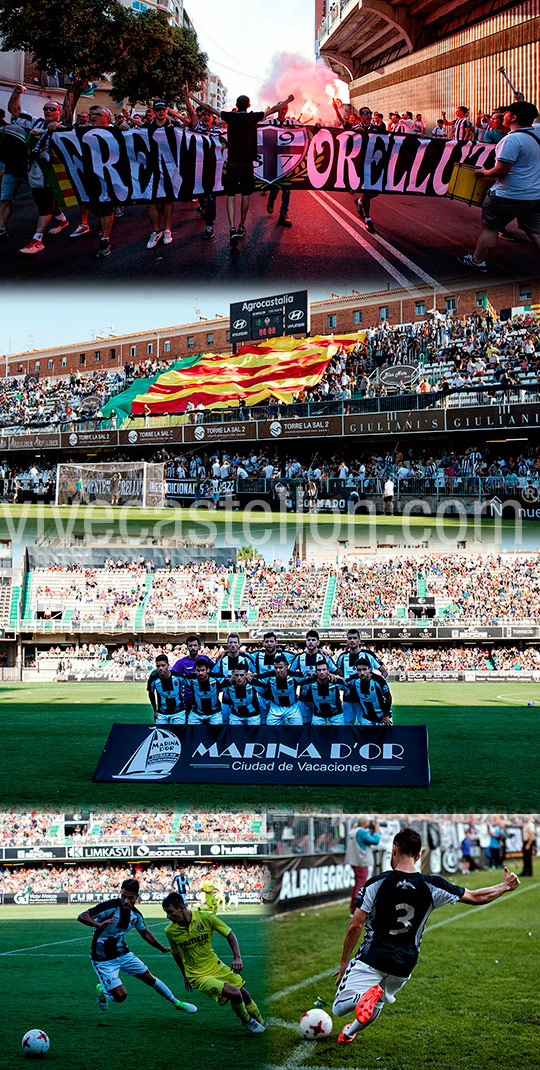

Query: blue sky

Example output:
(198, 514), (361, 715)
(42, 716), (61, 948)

(0, 283), (346, 355)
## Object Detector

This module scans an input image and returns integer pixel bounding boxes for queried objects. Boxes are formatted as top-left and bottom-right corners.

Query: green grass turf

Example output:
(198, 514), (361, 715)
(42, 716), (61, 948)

(1, 907), (268, 1070)
(266, 865), (540, 1070)
(1, 681), (539, 811)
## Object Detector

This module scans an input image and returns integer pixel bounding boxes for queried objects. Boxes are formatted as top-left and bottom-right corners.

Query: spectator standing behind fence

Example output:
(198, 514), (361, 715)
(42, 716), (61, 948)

(345, 818), (380, 916)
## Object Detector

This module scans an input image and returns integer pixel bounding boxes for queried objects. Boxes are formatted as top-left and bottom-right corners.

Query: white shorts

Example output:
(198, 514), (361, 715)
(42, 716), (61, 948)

(188, 709), (223, 724)
(332, 959), (409, 1017)
(91, 952), (148, 994)
(267, 701), (302, 725)
(155, 711), (185, 725)
(229, 713), (260, 726)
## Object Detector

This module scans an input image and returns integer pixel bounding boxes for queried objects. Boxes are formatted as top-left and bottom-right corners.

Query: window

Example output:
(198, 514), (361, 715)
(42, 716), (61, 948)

(132, 0), (147, 10)
(519, 283), (532, 301)
(476, 292), (486, 308)
(34, 361), (40, 371)
(80, 354), (86, 365)
(327, 314), (337, 329)
(206, 333), (214, 345)
(130, 345), (136, 358)
(187, 336), (194, 349)
(226, 330), (231, 342)
(445, 297), (456, 313)
(147, 343), (153, 355)
(48, 359), (53, 369)
(61, 357), (67, 367)
(109, 348), (116, 360)
(415, 301), (425, 316)
(18, 363), (23, 373)
(95, 353), (101, 362)
(379, 306), (389, 320)
(353, 310), (362, 325)
(164, 340), (171, 353)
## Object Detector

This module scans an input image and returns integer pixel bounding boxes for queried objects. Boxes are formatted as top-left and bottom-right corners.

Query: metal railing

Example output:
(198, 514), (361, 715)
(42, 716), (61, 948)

(1, 383), (538, 438)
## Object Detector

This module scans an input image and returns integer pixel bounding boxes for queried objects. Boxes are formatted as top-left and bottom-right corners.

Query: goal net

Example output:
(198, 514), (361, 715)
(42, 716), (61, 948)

(55, 462), (165, 508)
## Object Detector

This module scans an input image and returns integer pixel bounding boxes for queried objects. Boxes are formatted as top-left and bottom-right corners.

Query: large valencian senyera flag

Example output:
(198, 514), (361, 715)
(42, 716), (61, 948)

(130, 333), (366, 416)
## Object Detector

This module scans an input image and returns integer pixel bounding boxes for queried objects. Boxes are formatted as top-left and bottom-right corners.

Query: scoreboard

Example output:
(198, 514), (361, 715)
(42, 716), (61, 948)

(252, 311), (283, 339)
(230, 289), (309, 347)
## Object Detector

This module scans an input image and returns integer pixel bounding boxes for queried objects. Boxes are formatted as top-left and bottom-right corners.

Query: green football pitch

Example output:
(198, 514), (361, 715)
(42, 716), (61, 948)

(267, 866), (540, 1070)
(1, 905), (268, 1070)
(1, 680), (539, 811)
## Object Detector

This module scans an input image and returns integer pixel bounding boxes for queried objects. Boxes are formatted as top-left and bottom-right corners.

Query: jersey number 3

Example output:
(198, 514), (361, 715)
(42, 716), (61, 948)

(389, 903), (415, 935)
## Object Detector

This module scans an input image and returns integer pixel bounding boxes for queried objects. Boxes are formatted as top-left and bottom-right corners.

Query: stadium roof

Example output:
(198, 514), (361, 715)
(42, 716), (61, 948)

(318, 0), (522, 79)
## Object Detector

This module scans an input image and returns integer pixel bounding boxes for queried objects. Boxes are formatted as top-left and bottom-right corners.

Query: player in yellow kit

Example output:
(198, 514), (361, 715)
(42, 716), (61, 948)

(200, 880), (222, 914)
(162, 893), (265, 1034)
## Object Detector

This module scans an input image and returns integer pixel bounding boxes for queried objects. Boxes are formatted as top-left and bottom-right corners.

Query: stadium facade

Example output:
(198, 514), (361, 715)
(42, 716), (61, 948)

(316, 0), (540, 129)
(4, 279), (540, 379)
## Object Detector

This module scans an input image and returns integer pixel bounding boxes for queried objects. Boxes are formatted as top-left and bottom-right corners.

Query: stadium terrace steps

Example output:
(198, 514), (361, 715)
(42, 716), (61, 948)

(20, 570), (33, 624)
(230, 572), (245, 611)
(135, 574), (153, 629)
(8, 584), (20, 629)
(320, 573), (337, 626)
(417, 574), (427, 597)
(0, 578), (13, 628)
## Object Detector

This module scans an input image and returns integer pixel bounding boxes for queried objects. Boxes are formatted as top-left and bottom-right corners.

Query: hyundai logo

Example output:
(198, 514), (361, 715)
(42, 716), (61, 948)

(233, 319), (248, 330)
(288, 309), (304, 322)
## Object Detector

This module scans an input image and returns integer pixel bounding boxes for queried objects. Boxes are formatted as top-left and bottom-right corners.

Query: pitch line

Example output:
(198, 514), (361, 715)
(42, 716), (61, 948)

(0, 934), (89, 956)
(268, 880), (540, 1003)
(317, 189), (446, 290)
(308, 190), (414, 289)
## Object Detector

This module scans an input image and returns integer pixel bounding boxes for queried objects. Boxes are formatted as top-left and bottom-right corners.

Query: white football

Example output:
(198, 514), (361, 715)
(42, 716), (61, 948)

(299, 1008), (333, 1040)
(527, 700), (535, 707)
(22, 1030), (50, 1057)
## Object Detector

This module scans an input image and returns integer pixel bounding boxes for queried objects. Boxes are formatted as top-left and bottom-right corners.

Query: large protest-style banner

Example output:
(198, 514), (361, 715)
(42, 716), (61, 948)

(50, 125), (496, 206)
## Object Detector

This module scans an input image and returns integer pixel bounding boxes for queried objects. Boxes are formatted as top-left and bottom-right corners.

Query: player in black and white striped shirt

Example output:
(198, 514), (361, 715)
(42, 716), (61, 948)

(77, 878), (197, 1015)
(333, 827), (520, 1044)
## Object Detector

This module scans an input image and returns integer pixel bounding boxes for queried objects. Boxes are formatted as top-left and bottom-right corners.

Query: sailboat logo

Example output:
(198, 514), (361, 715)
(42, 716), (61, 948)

(113, 728), (182, 780)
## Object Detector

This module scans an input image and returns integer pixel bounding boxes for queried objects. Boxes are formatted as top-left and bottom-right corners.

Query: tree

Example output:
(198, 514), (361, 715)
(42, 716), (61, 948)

(0, 0), (206, 122)
(0, 0), (127, 123)
(237, 546), (263, 562)
(111, 10), (207, 108)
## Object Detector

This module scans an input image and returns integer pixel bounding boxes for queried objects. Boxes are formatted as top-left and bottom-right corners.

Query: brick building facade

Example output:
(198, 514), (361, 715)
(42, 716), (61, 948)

(5, 279), (539, 379)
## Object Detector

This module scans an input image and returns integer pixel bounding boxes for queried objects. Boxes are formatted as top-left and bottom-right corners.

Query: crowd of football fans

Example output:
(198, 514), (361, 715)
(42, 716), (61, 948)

(0, 810), (265, 846)
(1, 313), (540, 440)
(0, 862), (270, 896)
(3, 436), (540, 505)
(23, 553), (540, 631)
(331, 554), (540, 622)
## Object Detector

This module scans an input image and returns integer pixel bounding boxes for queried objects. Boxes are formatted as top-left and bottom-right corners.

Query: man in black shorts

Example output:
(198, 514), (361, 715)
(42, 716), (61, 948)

(189, 90), (293, 243)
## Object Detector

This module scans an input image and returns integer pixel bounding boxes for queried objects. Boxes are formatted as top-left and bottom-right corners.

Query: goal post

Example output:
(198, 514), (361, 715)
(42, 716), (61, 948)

(55, 462), (165, 508)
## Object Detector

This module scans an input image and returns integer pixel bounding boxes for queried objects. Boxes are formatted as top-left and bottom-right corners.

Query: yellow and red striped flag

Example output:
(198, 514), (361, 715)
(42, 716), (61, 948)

(131, 333), (366, 415)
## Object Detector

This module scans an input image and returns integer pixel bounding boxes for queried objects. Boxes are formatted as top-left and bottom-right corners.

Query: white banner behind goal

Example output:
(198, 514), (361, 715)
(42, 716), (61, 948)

(55, 462), (165, 508)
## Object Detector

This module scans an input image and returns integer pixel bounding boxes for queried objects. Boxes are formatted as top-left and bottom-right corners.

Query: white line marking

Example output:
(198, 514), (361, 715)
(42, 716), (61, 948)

(0, 935), (88, 956)
(267, 969), (334, 1002)
(267, 1017), (302, 1032)
(309, 190), (414, 288)
(496, 693), (536, 703)
(317, 189), (446, 289)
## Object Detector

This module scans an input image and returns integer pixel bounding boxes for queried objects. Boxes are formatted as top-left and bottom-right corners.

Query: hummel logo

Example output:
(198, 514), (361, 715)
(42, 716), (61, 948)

(396, 879), (416, 890)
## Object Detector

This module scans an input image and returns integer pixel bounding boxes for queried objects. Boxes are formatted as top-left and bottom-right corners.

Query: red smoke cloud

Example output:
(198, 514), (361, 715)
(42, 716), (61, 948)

(260, 52), (349, 124)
